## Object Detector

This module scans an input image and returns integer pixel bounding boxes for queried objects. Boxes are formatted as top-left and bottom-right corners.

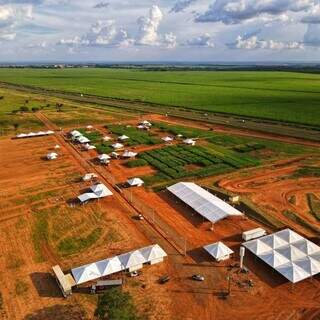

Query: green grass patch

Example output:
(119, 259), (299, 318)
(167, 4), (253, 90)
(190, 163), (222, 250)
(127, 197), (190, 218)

(78, 128), (102, 143)
(125, 159), (148, 168)
(107, 124), (161, 146)
(32, 211), (49, 262)
(307, 193), (320, 221)
(57, 228), (102, 256)
(15, 280), (29, 296)
(283, 210), (320, 234)
(293, 166), (320, 178)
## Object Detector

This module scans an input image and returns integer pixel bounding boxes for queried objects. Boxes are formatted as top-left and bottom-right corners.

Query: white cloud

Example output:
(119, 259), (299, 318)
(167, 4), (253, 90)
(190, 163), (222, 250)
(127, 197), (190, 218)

(233, 35), (304, 49)
(301, 4), (320, 24)
(196, 0), (315, 24)
(163, 32), (177, 48)
(136, 5), (163, 46)
(186, 33), (214, 47)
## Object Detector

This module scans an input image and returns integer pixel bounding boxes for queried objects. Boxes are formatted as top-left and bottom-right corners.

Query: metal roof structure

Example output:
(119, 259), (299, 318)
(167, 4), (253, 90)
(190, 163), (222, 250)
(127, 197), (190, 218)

(167, 182), (243, 223)
(243, 229), (320, 283)
(71, 244), (167, 284)
(204, 242), (234, 260)
(112, 143), (124, 149)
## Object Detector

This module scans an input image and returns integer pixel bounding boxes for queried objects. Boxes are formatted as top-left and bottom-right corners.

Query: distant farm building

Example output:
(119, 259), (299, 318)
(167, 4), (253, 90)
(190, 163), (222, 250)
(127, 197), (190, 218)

(122, 150), (138, 159)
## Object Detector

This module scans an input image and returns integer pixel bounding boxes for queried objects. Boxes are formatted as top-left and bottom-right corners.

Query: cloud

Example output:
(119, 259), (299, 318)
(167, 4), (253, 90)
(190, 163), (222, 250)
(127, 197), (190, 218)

(93, 1), (109, 9)
(301, 4), (320, 24)
(186, 33), (214, 47)
(170, 0), (196, 13)
(136, 5), (163, 46)
(163, 32), (177, 48)
(232, 35), (304, 50)
(59, 20), (133, 48)
(196, 0), (315, 24)
(0, 32), (15, 40)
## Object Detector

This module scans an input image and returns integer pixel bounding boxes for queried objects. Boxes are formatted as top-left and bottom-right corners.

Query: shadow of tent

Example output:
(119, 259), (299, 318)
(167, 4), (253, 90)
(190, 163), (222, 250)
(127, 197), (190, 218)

(29, 272), (62, 298)
(24, 304), (86, 320)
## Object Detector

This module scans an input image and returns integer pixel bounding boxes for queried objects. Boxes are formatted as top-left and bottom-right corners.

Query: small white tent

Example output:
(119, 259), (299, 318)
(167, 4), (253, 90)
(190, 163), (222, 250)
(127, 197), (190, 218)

(162, 136), (173, 143)
(183, 138), (196, 146)
(112, 143), (124, 150)
(122, 150), (138, 158)
(47, 152), (58, 160)
(82, 173), (98, 181)
(204, 242), (234, 261)
(118, 135), (129, 141)
(127, 178), (144, 187)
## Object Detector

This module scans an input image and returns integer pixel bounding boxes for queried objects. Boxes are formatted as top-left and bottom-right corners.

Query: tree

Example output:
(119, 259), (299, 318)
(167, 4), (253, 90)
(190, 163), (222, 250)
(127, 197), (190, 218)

(95, 288), (142, 320)
(56, 103), (63, 112)
(32, 107), (39, 112)
(13, 123), (19, 131)
(0, 96), (4, 100)
(19, 106), (29, 112)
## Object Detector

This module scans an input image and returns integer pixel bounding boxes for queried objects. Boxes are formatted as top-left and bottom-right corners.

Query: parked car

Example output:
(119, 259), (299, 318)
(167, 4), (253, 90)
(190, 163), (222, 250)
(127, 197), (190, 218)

(159, 275), (170, 284)
(130, 271), (140, 277)
(192, 274), (205, 282)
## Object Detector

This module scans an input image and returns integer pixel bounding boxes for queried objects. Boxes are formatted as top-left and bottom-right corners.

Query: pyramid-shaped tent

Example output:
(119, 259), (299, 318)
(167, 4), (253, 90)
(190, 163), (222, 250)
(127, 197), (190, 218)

(204, 242), (234, 260)
(276, 262), (310, 283)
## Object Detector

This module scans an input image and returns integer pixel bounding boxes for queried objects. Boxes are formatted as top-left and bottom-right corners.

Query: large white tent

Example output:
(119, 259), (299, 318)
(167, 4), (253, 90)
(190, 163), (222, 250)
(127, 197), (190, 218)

(71, 244), (167, 285)
(243, 229), (320, 283)
(204, 242), (234, 261)
(16, 130), (55, 139)
(78, 184), (113, 203)
(167, 182), (243, 223)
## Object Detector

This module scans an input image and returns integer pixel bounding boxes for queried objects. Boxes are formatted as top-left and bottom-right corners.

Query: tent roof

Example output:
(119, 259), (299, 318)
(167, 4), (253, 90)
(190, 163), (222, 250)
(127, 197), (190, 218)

(167, 182), (243, 223)
(78, 193), (99, 203)
(78, 136), (90, 143)
(112, 143), (124, 149)
(127, 178), (144, 186)
(98, 154), (111, 160)
(243, 229), (320, 283)
(162, 136), (173, 142)
(90, 184), (113, 198)
(122, 151), (138, 158)
(204, 242), (234, 259)
(71, 244), (167, 284)
(119, 135), (129, 140)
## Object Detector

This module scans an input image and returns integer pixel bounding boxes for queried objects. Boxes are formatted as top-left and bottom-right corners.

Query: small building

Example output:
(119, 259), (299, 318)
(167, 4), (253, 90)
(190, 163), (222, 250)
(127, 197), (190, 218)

(122, 150), (138, 159)
(82, 173), (98, 181)
(127, 178), (144, 187)
(162, 136), (173, 143)
(98, 154), (111, 164)
(112, 143), (124, 150)
(229, 195), (240, 204)
(52, 265), (76, 298)
(47, 152), (58, 160)
(78, 183), (113, 204)
(118, 135), (129, 141)
(183, 138), (196, 146)
(242, 228), (267, 242)
(204, 242), (234, 262)
(70, 130), (82, 138)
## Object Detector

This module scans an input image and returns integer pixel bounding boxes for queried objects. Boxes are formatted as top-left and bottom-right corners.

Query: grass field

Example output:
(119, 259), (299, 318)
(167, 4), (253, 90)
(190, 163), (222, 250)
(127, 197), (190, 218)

(0, 68), (320, 126)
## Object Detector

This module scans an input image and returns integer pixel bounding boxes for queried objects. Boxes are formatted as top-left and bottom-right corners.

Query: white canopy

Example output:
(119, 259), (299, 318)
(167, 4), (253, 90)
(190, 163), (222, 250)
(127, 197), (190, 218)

(167, 182), (243, 223)
(78, 193), (99, 203)
(77, 136), (90, 144)
(122, 150), (138, 158)
(127, 178), (144, 186)
(82, 173), (98, 181)
(84, 144), (96, 150)
(71, 244), (167, 284)
(112, 143), (124, 149)
(47, 152), (58, 160)
(162, 136), (173, 142)
(243, 229), (320, 283)
(140, 120), (152, 126)
(103, 136), (112, 141)
(204, 242), (234, 260)
(86, 125), (93, 129)
(98, 154), (111, 161)
(118, 135), (129, 141)
(90, 184), (113, 198)
(70, 130), (82, 137)
(183, 138), (196, 145)
(16, 133), (27, 138)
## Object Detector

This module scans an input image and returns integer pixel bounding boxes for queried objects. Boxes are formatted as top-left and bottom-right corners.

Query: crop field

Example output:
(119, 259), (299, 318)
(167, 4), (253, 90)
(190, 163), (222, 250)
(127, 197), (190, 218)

(0, 68), (320, 126)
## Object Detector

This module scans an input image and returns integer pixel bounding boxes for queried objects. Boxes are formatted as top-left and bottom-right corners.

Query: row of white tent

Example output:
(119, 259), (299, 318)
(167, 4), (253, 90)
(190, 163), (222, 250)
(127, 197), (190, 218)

(78, 183), (113, 203)
(243, 229), (320, 283)
(70, 130), (91, 144)
(167, 182), (243, 224)
(16, 130), (54, 139)
(71, 244), (167, 285)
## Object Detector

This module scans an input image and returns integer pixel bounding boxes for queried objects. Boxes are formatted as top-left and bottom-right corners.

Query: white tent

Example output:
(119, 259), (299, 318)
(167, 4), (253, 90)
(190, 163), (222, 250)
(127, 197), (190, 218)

(84, 144), (96, 150)
(46, 130), (55, 135)
(112, 143), (124, 150)
(127, 178), (144, 187)
(140, 120), (152, 127)
(183, 138), (196, 146)
(243, 229), (320, 283)
(118, 135), (129, 141)
(90, 184), (113, 198)
(77, 136), (90, 144)
(54, 145), (61, 149)
(122, 150), (138, 158)
(139, 244), (167, 265)
(98, 154), (111, 161)
(111, 152), (119, 159)
(16, 133), (27, 138)
(47, 152), (58, 160)
(162, 136), (173, 143)
(204, 242), (234, 261)
(82, 173), (98, 181)
(137, 125), (146, 130)
(103, 136), (112, 142)
(167, 182), (243, 223)
(70, 130), (82, 138)
(78, 193), (99, 203)
(71, 244), (167, 285)
(86, 125), (93, 129)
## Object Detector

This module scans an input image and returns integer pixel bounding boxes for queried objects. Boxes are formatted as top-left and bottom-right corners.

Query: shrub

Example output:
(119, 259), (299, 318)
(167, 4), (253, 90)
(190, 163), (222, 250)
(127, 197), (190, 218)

(19, 106), (29, 112)
(126, 159), (148, 168)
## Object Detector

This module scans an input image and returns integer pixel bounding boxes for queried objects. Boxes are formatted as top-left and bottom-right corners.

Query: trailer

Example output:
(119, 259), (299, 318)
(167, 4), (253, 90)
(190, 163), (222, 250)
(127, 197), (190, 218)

(242, 228), (267, 241)
(91, 279), (123, 294)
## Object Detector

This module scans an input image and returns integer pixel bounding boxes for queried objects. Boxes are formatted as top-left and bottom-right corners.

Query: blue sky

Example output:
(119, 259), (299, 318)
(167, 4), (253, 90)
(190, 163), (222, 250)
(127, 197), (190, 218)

(0, 0), (320, 62)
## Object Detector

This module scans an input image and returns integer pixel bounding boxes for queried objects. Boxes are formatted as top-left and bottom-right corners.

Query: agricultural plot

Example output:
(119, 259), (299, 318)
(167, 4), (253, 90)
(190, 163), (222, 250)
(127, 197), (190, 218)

(1, 68), (320, 126)
(137, 145), (259, 187)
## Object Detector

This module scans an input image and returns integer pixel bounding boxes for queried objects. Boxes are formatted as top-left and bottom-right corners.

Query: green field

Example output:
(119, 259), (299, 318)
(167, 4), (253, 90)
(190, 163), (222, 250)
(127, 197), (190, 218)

(0, 68), (320, 126)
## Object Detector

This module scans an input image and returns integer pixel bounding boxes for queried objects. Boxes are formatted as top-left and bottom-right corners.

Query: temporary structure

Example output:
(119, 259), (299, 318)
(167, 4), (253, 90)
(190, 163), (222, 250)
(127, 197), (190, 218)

(122, 150), (138, 158)
(82, 173), (98, 181)
(243, 229), (320, 283)
(103, 136), (112, 142)
(97, 154), (111, 164)
(111, 152), (119, 159)
(162, 136), (173, 143)
(52, 265), (76, 297)
(183, 138), (196, 146)
(78, 193), (99, 203)
(71, 244), (167, 285)
(127, 178), (144, 187)
(90, 184), (113, 197)
(70, 130), (82, 138)
(84, 144), (96, 150)
(47, 152), (58, 160)
(112, 143), (124, 150)
(140, 120), (152, 127)
(167, 182), (243, 223)
(118, 135), (129, 141)
(77, 136), (90, 144)
(86, 125), (93, 130)
(204, 242), (234, 261)
(54, 145), (61, 149)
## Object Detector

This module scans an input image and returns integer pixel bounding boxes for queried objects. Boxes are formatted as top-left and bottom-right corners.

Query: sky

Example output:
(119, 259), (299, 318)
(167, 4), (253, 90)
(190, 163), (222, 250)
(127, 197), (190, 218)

(0, 0), (320, 62)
